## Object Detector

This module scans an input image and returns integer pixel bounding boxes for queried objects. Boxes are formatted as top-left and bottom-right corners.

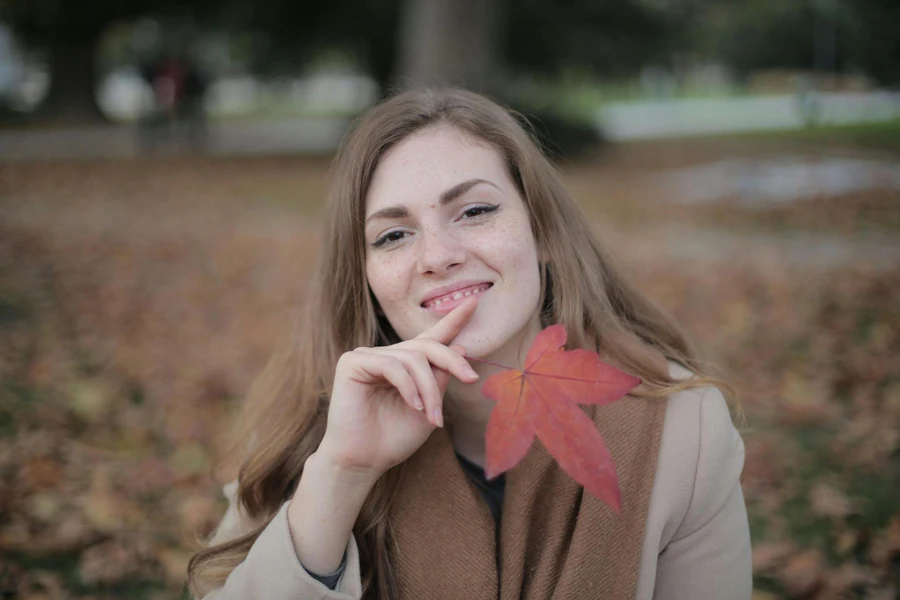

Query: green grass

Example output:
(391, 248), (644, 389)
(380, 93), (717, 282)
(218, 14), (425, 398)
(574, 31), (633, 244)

(725, 118), (900, 153)
(3, 550), (170, 599)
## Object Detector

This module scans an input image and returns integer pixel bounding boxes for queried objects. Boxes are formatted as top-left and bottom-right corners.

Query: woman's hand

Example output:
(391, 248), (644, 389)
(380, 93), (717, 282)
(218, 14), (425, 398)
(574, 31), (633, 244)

(316, 297), (479, 479)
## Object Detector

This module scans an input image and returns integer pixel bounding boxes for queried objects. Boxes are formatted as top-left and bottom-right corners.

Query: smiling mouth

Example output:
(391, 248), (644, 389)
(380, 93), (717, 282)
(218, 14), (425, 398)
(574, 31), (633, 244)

(421, 283), (493, 309)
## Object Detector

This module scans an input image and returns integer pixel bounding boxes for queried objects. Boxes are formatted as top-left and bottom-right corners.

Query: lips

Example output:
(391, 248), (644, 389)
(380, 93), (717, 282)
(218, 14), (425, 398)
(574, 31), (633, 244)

(420, 282), (493, 309)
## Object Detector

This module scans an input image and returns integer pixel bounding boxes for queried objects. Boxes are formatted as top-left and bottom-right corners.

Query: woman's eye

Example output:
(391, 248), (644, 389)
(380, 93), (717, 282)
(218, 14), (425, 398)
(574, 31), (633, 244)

(462, 203), (499, 219)
(372, 204), (498, 248)
(373, 230), (409, 248)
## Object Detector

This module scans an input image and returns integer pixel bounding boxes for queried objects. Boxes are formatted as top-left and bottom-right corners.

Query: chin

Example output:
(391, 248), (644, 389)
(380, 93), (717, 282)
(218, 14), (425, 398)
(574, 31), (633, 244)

(455, 336), (497, 360)
(453, 321), (524, 362)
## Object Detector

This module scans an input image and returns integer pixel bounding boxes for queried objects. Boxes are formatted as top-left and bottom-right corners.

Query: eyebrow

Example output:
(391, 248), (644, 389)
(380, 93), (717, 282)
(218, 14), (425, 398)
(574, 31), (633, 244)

(364, 178), (500, 225)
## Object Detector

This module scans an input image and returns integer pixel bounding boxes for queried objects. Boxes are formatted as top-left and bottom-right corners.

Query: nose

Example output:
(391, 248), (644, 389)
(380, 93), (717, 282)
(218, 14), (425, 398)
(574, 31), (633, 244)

(416, 228), (466, 276)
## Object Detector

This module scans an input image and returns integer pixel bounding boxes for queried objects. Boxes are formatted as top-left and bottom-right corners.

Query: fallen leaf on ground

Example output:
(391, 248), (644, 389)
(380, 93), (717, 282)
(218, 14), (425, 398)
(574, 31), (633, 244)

(778, 549), (825, 597)
(752, 541), (796, 573)
(809, 482), (857, 519)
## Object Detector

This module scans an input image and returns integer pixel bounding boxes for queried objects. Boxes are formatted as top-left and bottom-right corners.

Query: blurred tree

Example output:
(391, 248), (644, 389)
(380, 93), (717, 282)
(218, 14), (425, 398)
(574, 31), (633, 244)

(707, 1), (840, 76)
(396, 0), (500, 92)
(230, 0), (402, 90)
(500, 0), (672, 157)
(694, 0), (900, 86)
(394, 0), (671, 91)
(250, 0), (672, 94)
(504, 0), (672, 80)
(841, 0), (900, 85)
(0, 0), (215, 122)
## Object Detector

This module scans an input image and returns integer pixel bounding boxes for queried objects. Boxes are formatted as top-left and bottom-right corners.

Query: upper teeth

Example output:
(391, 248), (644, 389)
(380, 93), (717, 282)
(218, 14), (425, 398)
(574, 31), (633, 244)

(428, 285), (489, 307)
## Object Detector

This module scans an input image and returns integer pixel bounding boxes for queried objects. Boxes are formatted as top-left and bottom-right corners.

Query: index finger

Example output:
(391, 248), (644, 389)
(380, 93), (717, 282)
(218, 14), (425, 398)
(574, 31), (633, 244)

(416, 296), (478, 345)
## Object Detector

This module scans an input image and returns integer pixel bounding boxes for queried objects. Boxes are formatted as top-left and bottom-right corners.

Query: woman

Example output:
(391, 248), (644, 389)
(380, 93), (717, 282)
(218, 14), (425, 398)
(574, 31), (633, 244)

(188, 88), (752, 599)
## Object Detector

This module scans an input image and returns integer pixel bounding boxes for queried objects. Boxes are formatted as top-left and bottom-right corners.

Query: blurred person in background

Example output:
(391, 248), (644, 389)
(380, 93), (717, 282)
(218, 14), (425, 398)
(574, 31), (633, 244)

(187, 88), (752, 600)
(177, 54), (208, 151)
(138, 49), (207, 153)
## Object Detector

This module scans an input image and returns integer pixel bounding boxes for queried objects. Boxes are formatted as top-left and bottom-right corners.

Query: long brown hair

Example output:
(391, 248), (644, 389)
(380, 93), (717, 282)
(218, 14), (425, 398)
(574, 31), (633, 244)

(187, 88), (736, 598)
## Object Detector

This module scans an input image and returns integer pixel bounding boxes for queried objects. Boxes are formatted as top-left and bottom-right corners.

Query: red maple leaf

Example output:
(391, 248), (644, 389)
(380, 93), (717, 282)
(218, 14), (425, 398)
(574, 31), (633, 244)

(478, 324), (641, 512)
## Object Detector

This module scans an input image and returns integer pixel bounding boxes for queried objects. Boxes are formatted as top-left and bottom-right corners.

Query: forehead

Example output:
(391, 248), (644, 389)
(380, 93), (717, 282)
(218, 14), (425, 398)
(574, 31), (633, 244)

(365, 126), (511, 213)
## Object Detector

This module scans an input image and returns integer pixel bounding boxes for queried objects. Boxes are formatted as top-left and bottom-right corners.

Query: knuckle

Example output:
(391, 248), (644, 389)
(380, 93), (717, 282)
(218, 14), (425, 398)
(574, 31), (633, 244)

(342, 347), (371, 364)
(414, 339), (444, 358)
(394, 340), (418, 353)
(411, 350), (430, 366)
(397, 347), (419, 359)
(421, 338), (444, 350)
(395, 349), (419, 367)
(397, 346), (426, 364)
(424, 372), (440, 390)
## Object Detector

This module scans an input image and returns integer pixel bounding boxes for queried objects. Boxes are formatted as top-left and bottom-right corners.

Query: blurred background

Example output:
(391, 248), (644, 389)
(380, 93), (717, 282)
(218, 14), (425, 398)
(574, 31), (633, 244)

(0, 0), (898, 598)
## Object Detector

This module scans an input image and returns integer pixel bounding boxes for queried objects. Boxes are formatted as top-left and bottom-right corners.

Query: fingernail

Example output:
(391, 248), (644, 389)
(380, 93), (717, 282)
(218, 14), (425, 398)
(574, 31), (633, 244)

(464, 366), (478, 379)
(414, 395), (424, 411)
(433, 407), (443, 427)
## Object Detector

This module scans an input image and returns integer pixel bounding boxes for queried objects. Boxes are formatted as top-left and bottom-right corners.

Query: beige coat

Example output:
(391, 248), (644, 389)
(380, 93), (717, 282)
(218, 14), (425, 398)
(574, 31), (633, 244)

(201, 362), (752, 599)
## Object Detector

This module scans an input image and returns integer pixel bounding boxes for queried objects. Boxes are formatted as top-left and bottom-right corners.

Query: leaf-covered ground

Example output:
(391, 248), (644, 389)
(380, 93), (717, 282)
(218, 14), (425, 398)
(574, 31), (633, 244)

(0, 137), (897, 599)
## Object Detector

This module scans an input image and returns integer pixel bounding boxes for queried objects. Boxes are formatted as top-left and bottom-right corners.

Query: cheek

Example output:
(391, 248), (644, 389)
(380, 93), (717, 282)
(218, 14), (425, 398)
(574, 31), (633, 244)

(366, 260), (402, 305)
(483, 219), (540, 277)
(367, 257), (425, 341)
(513, 234), (540, 270)
(502, 229), (542, 306)
(366, 253), (420, 321)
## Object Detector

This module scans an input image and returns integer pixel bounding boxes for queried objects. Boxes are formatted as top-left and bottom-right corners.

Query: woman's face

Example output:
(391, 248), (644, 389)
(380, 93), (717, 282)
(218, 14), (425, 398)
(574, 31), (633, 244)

(364, 126), (543, 361)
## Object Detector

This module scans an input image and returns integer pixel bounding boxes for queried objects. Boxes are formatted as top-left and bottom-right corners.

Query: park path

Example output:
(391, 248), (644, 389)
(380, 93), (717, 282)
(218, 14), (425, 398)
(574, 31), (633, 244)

(4, 91), (900, 160)
(597, 91), (900, 140)
(2, 115), (897, 271)
(604, 224), (900, 271)
(0, 117), (349, 161)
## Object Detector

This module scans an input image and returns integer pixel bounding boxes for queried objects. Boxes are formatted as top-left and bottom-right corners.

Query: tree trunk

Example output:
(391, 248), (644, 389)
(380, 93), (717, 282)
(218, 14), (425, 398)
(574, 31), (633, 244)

(37, 32), (107, 124)
(396, 0), (501, 92)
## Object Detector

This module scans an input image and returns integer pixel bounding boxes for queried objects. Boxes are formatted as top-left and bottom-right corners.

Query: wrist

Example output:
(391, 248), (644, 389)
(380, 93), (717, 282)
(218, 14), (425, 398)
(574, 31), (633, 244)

(287, 451), (375, 575)
(312, 440), (383, 487)
(303, 450), (381, 494)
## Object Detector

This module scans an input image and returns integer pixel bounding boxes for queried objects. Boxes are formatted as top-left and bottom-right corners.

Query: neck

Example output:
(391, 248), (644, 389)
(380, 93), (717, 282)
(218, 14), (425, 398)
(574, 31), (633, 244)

(445, 314), (543, 467)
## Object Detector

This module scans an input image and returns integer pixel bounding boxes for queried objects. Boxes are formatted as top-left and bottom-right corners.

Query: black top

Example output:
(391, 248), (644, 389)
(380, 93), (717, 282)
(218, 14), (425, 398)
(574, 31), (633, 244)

(456, 452), (506, 576)
(455, 452), (507, 526)
(305, 453), (507, 589)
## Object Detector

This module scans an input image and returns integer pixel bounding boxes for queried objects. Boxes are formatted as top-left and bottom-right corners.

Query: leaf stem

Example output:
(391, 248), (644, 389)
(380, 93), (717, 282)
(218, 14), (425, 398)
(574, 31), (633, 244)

(466, 357), (515, 371)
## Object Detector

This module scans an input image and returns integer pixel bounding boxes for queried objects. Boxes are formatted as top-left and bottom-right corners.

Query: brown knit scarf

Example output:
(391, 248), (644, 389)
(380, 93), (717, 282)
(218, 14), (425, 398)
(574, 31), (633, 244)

(388, 393), (666, 600)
